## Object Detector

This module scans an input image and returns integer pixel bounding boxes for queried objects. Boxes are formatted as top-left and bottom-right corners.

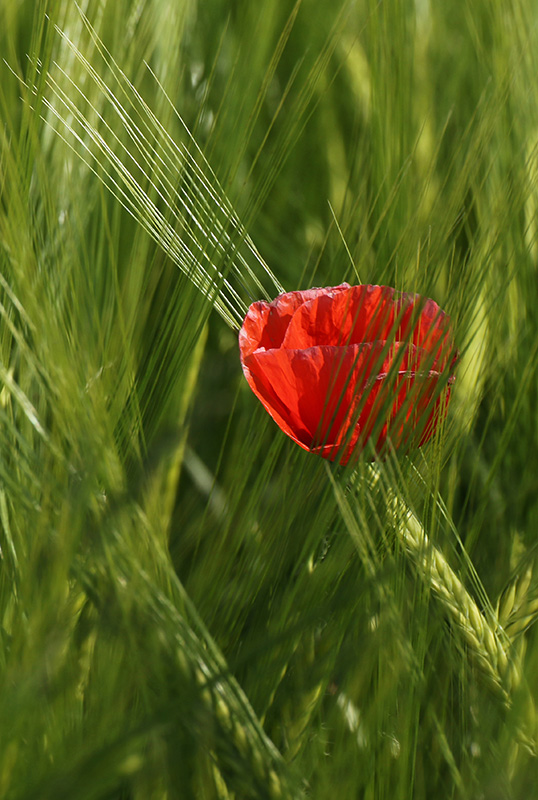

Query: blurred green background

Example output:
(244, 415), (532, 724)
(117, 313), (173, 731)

(2, 0), (538, 797)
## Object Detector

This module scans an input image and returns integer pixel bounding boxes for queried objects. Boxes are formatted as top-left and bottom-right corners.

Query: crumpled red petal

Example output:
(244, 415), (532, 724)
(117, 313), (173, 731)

(238, 285), (350, 360)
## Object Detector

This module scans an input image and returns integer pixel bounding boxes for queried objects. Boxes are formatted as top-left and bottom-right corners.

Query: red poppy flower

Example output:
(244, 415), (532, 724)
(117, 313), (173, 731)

(239, 283), (456, 464)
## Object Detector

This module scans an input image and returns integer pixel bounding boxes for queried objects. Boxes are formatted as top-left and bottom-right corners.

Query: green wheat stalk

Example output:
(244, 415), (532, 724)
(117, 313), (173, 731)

(330, 461), (538, 756)
(390, 492), (518, 701)
(77, 521), (304, 800)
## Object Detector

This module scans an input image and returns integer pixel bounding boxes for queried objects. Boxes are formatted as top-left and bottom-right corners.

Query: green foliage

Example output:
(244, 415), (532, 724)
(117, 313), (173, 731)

(1, 0), (538, 797)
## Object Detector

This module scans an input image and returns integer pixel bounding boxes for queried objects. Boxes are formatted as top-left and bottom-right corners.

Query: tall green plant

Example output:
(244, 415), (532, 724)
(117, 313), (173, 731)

(1, 0), (538, 797)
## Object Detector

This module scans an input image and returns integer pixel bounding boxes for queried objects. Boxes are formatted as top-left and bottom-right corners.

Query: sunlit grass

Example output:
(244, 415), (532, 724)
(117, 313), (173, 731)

(1, 0), (538, 797)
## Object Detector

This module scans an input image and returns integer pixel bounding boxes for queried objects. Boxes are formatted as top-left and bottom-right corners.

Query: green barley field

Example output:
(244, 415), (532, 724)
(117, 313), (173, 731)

(2, 0), (538, 797)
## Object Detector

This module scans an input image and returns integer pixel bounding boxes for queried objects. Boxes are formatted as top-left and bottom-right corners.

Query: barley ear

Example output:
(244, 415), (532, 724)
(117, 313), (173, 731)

(391, 495), (516, 702)
(497, 563), (538, 640)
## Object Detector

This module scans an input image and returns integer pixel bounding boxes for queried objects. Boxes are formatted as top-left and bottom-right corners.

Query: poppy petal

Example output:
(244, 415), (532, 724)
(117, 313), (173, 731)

(244, 342), (384, 445)
(238, 284), (351, 358)
(281, 285), (396, 349)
